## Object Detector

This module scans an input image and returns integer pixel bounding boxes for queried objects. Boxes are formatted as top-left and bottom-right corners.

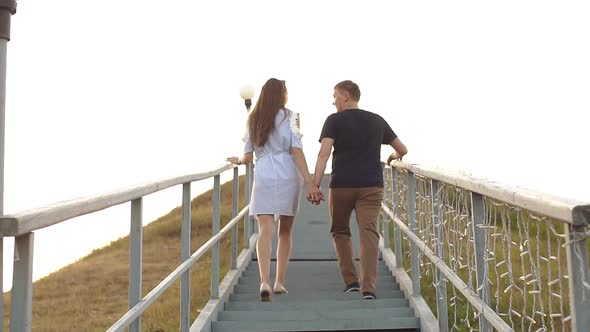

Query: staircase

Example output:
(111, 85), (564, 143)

(212, 260), (420, 332)
(208, 176), (420, 331)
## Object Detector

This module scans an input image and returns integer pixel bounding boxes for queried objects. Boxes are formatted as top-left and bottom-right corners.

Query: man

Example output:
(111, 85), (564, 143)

(311, 80), (407, 300)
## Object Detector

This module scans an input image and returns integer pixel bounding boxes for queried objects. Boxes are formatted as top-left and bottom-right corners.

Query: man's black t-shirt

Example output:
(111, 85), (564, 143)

(319, 109), (397, 188)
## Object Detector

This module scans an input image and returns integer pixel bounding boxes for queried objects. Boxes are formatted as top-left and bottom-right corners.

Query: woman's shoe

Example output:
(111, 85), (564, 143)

(260, 282), (272, 302)
(273, 283), (288, 294)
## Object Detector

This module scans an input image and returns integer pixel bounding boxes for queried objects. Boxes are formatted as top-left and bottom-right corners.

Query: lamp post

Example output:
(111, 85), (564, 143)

(239, 84), (255, 112)
(0, 2), (17, 331)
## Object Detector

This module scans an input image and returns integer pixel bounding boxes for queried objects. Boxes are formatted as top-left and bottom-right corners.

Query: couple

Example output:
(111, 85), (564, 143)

(226, 79), (407, 302)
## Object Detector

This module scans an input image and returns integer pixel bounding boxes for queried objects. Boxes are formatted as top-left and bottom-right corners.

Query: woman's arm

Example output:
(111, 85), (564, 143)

(226, 152), (253, 165)
(291, 147), (323, 203)
(291, 147), (314, 185)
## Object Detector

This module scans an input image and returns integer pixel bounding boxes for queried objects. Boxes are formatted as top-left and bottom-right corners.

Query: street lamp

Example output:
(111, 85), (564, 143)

(1, 0), (18, 330)
(239, 84), (255, 112)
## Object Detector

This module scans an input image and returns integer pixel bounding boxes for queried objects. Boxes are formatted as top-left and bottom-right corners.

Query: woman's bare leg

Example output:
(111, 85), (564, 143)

(274, 215), (294, 292)
(256, 214), (275, 291)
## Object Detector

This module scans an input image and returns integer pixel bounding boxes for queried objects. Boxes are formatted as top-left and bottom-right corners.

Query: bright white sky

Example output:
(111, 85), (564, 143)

(2, 0), (589, 291)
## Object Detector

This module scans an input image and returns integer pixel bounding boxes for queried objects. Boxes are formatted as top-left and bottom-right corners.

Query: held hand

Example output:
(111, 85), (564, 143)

(306, 192), (322, 205)
(306, 184), (325, 205)
(226, 156), (240, 165)
(306, 194), (323, 206)
(315, 191), (326, 205)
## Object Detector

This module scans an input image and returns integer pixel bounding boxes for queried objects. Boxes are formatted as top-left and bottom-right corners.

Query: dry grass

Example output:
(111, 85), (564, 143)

(3, 176), (248, 332)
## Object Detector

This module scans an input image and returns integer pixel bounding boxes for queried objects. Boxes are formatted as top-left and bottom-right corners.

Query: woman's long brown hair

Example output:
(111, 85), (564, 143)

(248, 78), (288, 147)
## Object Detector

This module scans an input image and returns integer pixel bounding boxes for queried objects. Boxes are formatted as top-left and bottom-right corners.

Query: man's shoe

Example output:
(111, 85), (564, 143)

(343, 282), (361, 292)
(362, 292), (376, 300)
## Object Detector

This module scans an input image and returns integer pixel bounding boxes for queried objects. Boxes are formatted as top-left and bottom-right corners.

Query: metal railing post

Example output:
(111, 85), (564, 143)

(381, 165), (389, 250)
(9, 232), (33, 332)
(129, 198), (143, 332)
(382, 212), (390, 249)
(392, 167), (403, 268)
(1, 2), (18, 330)
(565, 221), (590, 332)
(0, 236), (3, 331)
(244, 165), (251, 248)
(407, 171), (420, 295)
(431, 180), (448, 332)
(211, 175), (221, 299)
(231, 168), (239, 269)
(471, 192), (491, 332)
(180, 183), (191, 332)
(249, 164), (256, 234)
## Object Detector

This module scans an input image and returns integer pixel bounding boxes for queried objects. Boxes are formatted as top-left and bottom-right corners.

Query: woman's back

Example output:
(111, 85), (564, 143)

(250, 109), (298, 159)
(246, 108), (303, 217)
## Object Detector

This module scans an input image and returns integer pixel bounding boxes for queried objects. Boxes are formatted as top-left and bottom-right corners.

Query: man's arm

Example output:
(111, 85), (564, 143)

(313, 138), (334, 187)
(387, 138), (407, 165)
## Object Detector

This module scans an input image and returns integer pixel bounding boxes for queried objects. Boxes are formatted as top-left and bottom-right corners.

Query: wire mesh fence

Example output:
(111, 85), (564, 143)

(383, 165), (590, 332)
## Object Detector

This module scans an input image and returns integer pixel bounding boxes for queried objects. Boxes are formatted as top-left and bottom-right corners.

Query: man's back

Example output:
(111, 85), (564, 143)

(319, 109), (396, 188)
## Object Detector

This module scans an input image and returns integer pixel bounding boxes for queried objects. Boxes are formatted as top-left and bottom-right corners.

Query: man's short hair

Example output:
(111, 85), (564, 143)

(334, 80), (361, 102)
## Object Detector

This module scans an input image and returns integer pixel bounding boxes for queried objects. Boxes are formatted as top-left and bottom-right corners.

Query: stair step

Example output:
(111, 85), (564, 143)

(225, 298), (410, 311)
(229, 290), (405, 302)
(211, 317), (420, 332)
(218, 307), (414, 321)
(244, 263), (391, 273)
(237, 275), (397, 287)
(233, 282), (400, 294)
(241, 269), (393, 279)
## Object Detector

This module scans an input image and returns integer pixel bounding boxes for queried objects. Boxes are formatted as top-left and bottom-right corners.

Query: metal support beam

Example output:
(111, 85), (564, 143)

(407, 171), (420, 295)
(10, 232), (33, 332)
(231, 168), (239, 269)
(180, 183), (191, 332)
(392, 168), (403, 268)
(381, 165), (389, 250)
(129, 198), (143, 332)
(244, 165), (251, 248)
(249, 164), (256, 234)
(432, 180), (448, 332)
(565, 223), (590, 332)
(211, 175), (220, 299)
(471, 192), (491, 332)
(0, 237), (3, 331)
(382, 212), (390, 250)
(0, 3), (18, 329)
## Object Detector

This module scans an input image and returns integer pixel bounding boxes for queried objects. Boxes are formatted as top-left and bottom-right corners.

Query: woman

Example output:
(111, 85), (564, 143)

(227, 78), (322, 302)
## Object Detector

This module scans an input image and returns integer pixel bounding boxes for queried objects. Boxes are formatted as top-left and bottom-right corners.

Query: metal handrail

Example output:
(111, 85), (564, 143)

(390, 161), (590, 225)
(382, 205), (513, 331)
(0, 162), (255, 332)
(0, 163), (235, 236)
(382, 163), (590, 332)
(107, 207), (250, 331)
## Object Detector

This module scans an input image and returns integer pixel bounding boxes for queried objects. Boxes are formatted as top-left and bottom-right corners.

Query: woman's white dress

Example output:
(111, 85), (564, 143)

(244, 109), (304, 219)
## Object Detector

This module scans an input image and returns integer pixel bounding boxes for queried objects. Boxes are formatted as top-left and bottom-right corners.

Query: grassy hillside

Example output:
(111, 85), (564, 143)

(4, 176), (248, 332)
